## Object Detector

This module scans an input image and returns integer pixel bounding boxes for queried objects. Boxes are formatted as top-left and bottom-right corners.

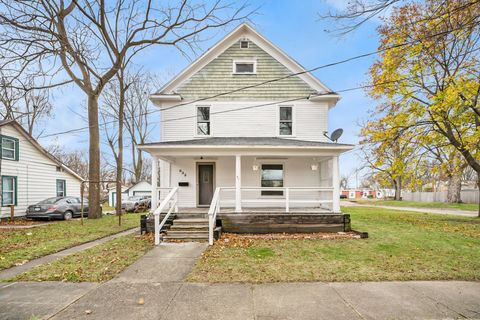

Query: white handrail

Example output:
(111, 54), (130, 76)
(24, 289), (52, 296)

(154, 187), (179, 245)
(208, 187), (222, 245)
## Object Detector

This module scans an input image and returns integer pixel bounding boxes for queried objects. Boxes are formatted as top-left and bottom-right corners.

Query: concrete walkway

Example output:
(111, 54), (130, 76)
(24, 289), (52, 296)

(2, 242), (480, 319)
(52, 243), (480, 320)
(341, 200), (478, 217)
(0, 227), (139, 281)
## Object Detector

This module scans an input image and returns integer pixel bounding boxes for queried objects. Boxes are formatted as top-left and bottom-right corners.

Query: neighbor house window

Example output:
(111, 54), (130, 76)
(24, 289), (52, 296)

(233, 60), (256, 74)
(197, 106), (210, 136)
(261, 164), (283, 196)
(2, 176), (17, 206)
(56, 179), (66, 197)
(279, 106), (293, 135)
(1, 135), (18, 161)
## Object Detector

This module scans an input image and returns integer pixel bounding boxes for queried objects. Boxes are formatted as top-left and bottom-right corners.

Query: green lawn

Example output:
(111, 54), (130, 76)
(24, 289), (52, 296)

(187, 207), (480, 283)
(0, 213), (140, 271)
(352, 199), (478, 211)
(8, 234), (153, 282)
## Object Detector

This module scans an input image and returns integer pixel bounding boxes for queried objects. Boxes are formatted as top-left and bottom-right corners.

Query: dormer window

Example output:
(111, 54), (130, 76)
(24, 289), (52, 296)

(233, 60), (256, 74)
(240, 40), (249, 49)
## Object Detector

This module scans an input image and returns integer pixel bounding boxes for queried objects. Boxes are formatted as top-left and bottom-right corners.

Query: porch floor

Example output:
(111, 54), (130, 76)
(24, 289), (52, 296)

(177, 207), (335, 214)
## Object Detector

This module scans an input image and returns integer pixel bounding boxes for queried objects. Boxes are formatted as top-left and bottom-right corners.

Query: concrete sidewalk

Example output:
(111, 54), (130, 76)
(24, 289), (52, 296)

(2, 242), (480, 320)
(50, 281), (480, 320)
(0, 227), (138, 281)
(341, 200), (478, 217)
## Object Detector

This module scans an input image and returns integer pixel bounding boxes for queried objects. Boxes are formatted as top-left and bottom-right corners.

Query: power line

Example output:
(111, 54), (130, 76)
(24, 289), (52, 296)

(9, 8), (478, 144)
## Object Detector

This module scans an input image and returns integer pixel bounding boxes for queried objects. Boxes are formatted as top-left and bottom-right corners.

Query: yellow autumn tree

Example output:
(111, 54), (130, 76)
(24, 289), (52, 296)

(366, 0), (480, 213)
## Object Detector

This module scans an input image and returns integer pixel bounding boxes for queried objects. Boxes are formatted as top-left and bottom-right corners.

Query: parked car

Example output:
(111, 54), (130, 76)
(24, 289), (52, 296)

(122, 196), (151, 212)
(26, 197), (89, 220)
(340, 194), (347, 199)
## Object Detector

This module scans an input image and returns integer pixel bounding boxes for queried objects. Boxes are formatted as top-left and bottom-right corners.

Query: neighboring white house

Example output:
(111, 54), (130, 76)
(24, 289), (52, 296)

(0, 120), (83, 219)
(138, 23), (354, 243)
(107, 181), (152, 207)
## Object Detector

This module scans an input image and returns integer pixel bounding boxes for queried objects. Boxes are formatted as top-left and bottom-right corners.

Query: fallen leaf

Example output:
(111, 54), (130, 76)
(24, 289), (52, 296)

(137, 298), (145, 305)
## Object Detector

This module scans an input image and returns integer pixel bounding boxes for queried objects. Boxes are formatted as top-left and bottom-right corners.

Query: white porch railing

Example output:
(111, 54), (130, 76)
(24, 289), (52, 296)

(207, 187), (222, 245)
(153, 187), (178, 245)
(207, 186), (334, 245)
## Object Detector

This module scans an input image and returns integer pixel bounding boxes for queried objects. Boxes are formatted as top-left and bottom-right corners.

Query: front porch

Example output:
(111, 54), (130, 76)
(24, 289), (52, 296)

(138, 137), (354, 244)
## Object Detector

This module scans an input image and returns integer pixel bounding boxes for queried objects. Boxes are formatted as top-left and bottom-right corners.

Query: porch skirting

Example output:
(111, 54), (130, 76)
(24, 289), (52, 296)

(218, 213), (351, 233)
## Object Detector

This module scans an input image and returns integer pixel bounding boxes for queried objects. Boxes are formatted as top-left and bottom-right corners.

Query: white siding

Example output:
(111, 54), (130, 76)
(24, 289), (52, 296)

(128, 181), (152, 196)
(0, 124), (82, 218)
(163, 156), (333, 209)
(159, 100), (330, 142)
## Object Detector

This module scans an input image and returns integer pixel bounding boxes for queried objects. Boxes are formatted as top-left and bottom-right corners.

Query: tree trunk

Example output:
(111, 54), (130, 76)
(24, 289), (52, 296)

(87, 94), (102, 219)
(477, 173), (480, 218)
(394, 176), (402, 201)
(115, 80), (125, 226)
(446, 172), (462, 203)
(135, 149), (143, 182)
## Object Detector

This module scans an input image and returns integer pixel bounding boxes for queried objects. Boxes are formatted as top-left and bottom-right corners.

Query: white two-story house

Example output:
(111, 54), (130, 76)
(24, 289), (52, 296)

(139, 24), (354, 244)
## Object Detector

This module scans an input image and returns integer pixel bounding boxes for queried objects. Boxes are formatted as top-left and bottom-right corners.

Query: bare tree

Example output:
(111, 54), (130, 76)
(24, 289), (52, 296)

(0, 72), (53, 136)
(320, 0), (402, 35)
(124, 72), (159, 183)
(0, 0), (252, 218)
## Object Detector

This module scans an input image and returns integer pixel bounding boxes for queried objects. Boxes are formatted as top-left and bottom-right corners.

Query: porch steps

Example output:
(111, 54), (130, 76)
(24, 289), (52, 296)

(162, 217), (210, 242)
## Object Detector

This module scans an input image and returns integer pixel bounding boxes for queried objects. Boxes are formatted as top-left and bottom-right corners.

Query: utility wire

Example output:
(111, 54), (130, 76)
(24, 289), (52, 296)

(9, 9), (479, 144)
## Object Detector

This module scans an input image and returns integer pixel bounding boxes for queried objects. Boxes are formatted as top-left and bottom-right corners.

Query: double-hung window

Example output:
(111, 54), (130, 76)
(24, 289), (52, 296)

(196, 106), (210, 136)
(261, 164), (284, 196)
(2, 176), (17, 206)
(1, 136), (18, 160)
(56, 179), (66, 197)
(279, 106), (293, 136)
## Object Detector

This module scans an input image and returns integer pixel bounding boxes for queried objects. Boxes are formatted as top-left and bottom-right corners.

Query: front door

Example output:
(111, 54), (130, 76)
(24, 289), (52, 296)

(198, 164), (214, 206)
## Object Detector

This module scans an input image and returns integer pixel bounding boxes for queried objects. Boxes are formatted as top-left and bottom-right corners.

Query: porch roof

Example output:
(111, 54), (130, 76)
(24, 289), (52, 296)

(140, 137), (353, 148)
(138, 137), (354, 158)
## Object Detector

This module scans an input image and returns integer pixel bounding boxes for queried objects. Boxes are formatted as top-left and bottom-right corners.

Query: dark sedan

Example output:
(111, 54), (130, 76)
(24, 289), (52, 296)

(26, 197), (89, 220)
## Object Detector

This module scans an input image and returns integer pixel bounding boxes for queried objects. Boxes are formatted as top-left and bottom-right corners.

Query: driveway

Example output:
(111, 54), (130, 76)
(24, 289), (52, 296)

(1, 242), (480, 320)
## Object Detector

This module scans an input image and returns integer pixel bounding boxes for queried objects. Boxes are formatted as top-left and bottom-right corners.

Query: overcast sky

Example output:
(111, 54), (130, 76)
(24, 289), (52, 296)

(40, 0), (382, 185)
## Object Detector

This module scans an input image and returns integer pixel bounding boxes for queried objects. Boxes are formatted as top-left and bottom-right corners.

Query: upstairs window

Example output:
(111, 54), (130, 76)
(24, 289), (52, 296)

(240, 40), (249, 49)
(56, 179), (66, 197)
(196, 106), (210, 136)
(1, 135), (18, 161)
(233, 60), (256, 74)
(279, 106), (293, 136)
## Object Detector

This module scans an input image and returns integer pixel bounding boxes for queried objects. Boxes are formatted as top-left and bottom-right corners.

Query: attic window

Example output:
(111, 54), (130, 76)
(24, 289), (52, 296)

(240, 40), (249, 49)
(233, 60), (256, 74)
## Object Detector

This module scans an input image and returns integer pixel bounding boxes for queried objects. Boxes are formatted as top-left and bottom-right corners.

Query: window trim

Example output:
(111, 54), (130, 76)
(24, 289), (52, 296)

(232, 59), (257, 75)
(260, 163), (285, 197)
(0, 135), (19, 161)
(56, 179), (66, 197)
(1, 175), (17, 206)
(277, 105), (295, 137)
(195, 105), (211, 137)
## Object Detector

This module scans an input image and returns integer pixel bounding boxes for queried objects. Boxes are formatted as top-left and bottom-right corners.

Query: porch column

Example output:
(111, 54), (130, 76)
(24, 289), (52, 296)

(332, 155), (340, 212)
(235, 155), (242, 212)
(151, 155), (158, 212)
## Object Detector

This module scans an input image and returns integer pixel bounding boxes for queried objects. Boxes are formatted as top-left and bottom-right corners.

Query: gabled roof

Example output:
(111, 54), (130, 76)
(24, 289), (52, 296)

(0, 119), (84, 181)
(152, 23), (335, 99)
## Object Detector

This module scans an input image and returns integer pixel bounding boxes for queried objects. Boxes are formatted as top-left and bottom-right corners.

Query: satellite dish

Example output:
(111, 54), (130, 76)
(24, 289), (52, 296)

(323, 128), (344, 143)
